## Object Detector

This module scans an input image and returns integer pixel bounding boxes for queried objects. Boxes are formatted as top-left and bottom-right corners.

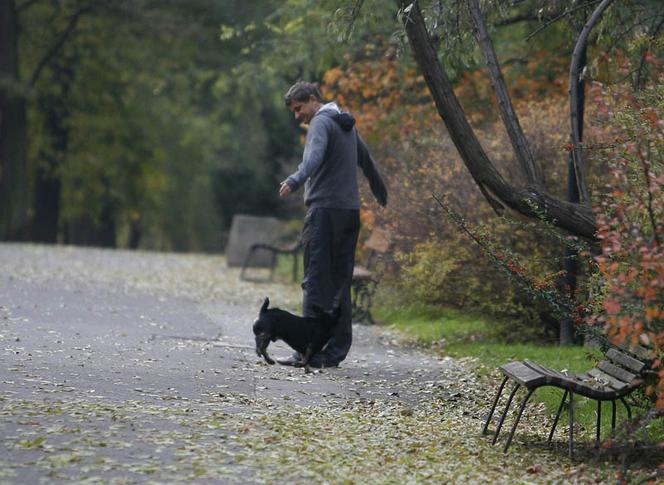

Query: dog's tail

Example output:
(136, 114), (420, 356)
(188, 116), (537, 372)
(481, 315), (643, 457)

(260, 297), (269, 314)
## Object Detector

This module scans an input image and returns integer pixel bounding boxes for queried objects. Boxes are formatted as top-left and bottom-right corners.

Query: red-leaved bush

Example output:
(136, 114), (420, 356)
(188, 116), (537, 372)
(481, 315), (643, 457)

(589, 78), (664, 407)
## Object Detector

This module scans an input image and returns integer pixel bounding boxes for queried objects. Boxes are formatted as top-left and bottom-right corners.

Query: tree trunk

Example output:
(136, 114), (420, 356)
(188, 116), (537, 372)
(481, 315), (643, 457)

(400, 0), (597, 239)
(64, 176), (116, 248)
(65, 210), (116, 248)
(31, 162), (61, 243)
(467, 0), (542, 187)
(128, 218), (142, 249)
(560, 34), (589, 346)
(98, 200), (117, 247)
(569, 0), (615, 204)
(31, 56), (76, 243)
(0, 0), (29, 240)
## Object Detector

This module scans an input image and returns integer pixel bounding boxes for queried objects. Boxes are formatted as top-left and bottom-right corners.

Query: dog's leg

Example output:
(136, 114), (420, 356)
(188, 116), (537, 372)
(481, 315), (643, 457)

(260, 348), (275, 365)
(297, 344), (314, 373)
(255, 333), (275, 365)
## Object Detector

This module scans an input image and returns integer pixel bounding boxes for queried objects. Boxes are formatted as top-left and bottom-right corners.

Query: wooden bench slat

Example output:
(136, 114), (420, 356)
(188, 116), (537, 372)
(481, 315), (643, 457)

(524, 362), (610, 396)
(587, 368), (630, 391)
(524, 360), (569, 379)
(590, 368), (631, 391)
(617, 342), (652, 362)
(607, 348), (646, 373)
(500, 362), (546, 387)
(598, 360), (637, 384)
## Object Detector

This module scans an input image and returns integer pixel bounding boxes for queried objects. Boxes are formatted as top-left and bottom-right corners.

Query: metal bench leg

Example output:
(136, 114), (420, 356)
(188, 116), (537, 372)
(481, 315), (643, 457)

(548, 389), (568, 442)
(611, 400), (617, 432)
(240, 248), (255, 281)
(351, 282), (375, 324)
(242, 246), (263, 281)
(492, 383), (520, 445)
(292, 253), (299, 283)
(351, 286), (357, 318)
(503, 388), (535, 453)
(351, 283), (364, 322)
(365, 282), (376, 324)
(620, 397), (631, 420)
(569, 391), (574, 459)
(268, 252), (277, 282)
(595, 400), (602, 447)
(482, 376), (509, 435)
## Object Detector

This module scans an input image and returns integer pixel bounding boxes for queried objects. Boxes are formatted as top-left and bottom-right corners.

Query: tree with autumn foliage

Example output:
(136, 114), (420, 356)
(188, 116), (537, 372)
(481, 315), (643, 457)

(321, 38), (592, 341)
(589, 81), (664, 407)
(318, 0), (664, 404)
(389, 0), (664, 409)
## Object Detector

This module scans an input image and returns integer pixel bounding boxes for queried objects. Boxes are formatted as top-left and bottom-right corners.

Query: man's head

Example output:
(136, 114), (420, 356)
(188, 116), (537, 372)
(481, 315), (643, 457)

(284, 81), (323, 124)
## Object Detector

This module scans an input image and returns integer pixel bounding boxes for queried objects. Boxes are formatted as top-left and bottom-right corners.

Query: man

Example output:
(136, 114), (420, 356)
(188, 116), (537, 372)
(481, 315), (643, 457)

(278, 81), (387, 368)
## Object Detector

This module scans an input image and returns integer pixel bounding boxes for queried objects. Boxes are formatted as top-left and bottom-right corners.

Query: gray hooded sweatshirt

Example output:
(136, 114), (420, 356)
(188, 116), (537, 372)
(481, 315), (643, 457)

(285, 102), (387, 209)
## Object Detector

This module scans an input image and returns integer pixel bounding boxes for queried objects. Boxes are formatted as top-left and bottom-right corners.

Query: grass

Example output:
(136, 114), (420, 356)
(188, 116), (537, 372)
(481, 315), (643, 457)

(371, 291), (648, 443)
(373, 298), (599, 371)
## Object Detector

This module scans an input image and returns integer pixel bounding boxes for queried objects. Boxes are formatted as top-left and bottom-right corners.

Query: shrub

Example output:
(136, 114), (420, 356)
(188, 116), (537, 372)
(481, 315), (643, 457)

(321, 48), (576, 340)
(589, 79), (664, 406)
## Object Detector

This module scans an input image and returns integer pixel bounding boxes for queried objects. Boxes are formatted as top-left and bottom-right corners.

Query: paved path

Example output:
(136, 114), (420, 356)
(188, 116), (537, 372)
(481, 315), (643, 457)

(3, 244), (650, 484)
(0, 244), (467, 484)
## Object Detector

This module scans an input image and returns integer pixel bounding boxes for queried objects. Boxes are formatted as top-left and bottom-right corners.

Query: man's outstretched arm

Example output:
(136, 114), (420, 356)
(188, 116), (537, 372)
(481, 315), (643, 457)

(280, 118), (329, 195)
(357, 133), (388, 207)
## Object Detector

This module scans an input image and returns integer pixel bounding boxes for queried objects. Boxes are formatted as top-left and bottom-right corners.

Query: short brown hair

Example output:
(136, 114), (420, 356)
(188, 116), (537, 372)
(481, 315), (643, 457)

(284, 81), (322, 107)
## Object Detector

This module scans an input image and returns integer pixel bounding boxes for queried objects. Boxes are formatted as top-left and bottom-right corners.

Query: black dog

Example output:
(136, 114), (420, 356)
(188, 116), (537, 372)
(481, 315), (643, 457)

(253, 297), (340, 372)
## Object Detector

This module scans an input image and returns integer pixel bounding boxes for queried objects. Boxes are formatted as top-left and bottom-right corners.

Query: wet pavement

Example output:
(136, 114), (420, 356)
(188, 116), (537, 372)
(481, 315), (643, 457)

(0, 243), (460, 483)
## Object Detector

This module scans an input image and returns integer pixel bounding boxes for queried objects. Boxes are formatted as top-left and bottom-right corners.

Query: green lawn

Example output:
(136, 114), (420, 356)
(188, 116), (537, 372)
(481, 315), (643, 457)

(373, 299), (599, 370)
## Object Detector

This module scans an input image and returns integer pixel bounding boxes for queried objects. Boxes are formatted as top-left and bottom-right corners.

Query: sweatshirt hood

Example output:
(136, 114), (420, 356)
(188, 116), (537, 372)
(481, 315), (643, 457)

(317, 102), (356, 131)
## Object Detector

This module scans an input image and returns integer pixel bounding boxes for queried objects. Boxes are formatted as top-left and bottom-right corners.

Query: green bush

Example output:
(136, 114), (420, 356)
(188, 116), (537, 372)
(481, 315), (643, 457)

(394, 230), (559, 343)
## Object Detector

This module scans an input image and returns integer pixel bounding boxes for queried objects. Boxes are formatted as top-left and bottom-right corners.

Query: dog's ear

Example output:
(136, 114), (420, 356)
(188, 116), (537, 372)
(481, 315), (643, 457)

(260, 297), (269, 314)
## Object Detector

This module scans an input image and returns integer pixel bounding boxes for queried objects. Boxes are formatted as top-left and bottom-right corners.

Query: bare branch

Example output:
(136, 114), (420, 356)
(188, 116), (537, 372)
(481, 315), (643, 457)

(569, 0), (615, 204)
(638, 146), (662, 246)
(400, 0), (597, 239)
(526, 0), (602, 41)
(495, 10), (566, 28)
(344, 0), (364, 42)
(29, 2), (97, 88)
(604, 13), (664, 56)
(467, 0), (543, 187)
(635, 15), (664, 91)
(400, 0), (508, 212)
(495, 13), (540, 26)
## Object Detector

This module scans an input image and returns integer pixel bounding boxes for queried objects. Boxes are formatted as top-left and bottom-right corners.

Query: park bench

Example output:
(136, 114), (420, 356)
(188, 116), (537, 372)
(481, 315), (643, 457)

(240, 237), (302, 283)
(351, 227), (391, 324)
(240, 226), (390, 320)
(482, 345), (651, 458)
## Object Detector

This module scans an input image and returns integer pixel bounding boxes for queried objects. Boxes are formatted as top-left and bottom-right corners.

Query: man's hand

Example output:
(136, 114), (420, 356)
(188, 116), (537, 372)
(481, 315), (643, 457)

(279, 181), (292, 197)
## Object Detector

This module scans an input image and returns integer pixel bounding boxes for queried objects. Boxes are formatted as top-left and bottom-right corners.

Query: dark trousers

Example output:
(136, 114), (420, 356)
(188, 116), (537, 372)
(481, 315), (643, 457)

(300, 207), (360, 365)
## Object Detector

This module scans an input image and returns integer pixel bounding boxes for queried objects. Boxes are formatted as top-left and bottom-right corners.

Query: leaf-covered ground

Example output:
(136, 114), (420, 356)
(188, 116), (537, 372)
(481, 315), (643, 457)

(0, 244), (660, 484)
